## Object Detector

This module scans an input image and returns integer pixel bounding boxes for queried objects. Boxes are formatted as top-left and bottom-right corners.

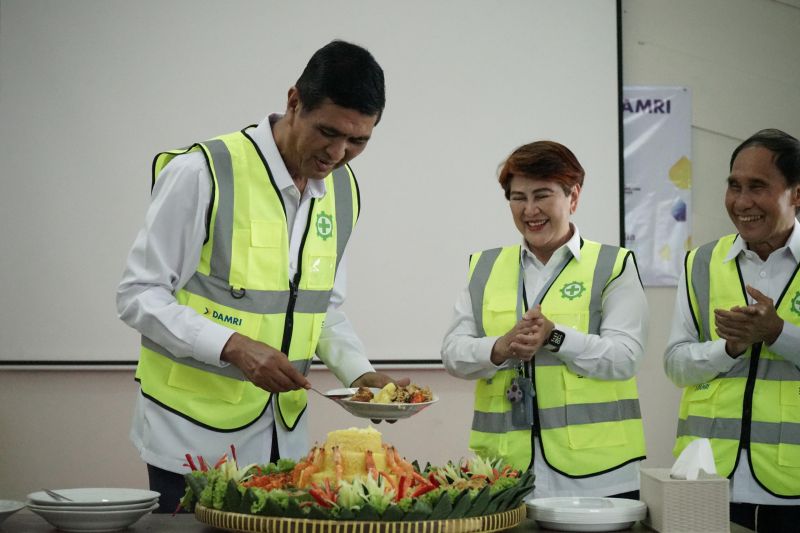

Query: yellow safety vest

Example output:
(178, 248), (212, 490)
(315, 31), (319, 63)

(135, 127), (360, 431)
(467, 241), (646, 475)
(678, 234), (800, 496)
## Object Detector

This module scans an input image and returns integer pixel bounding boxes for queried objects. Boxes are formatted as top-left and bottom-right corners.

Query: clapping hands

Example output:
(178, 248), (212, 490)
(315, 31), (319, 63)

(714, 285), (784, 357)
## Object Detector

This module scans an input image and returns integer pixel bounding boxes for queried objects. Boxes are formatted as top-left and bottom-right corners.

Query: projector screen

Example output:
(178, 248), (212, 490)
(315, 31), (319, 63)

(0, 0), (622, 366)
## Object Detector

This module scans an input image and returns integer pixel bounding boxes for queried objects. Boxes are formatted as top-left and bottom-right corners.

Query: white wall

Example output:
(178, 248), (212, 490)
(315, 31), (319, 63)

(2, 0), (800, 500)
(0, 0), (620, 365)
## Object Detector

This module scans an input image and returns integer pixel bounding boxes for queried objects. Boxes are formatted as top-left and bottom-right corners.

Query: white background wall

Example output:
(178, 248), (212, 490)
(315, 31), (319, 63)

(2, 0), (800, 500)
(0, 0), (620, 365)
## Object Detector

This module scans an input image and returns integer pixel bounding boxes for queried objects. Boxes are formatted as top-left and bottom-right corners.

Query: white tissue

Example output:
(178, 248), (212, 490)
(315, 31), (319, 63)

(670, 438), (717, 480)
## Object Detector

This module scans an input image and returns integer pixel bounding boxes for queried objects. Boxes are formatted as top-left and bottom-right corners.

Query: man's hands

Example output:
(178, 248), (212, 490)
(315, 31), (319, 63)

(714, 285), (784, 357)
(221, 333), (310, 392)
(490, 305), (555, 365)
(351, 372), (411, 389)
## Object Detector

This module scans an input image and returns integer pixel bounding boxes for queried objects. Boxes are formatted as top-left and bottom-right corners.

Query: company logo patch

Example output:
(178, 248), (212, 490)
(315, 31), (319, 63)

(204, 307), (243, 326)
(791, 291), (800, 317)
(560, 281), (586, 301)
(315, 212), (333, 240)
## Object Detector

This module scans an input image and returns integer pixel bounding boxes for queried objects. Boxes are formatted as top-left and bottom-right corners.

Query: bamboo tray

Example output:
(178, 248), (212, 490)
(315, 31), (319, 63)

(195, 503), (526, 533)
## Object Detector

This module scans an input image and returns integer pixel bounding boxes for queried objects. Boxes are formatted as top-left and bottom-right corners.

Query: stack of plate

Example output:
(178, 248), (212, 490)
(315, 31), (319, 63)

(526, 496), (647, 532)
(26, 488), (159, 532)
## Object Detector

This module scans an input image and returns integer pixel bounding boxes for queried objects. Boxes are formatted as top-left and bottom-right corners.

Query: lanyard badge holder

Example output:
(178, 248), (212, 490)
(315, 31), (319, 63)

(506, 365), (534, 428)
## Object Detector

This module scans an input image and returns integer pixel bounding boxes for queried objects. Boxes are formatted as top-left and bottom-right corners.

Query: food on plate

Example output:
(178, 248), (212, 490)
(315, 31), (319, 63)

(179, 427), (534, 521)
(349, 383), (433, 404)
(349, 387), (374, 402)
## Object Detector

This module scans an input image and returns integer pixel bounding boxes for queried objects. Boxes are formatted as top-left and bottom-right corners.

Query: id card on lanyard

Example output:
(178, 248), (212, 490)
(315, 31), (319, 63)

(506, 249), (571, 429)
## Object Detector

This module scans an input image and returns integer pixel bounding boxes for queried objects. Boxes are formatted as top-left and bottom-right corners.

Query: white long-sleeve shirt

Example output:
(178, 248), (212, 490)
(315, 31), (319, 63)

(664, 221), (800, 505)
(117, 115), (374, 473)
(441, 226), (649, 497)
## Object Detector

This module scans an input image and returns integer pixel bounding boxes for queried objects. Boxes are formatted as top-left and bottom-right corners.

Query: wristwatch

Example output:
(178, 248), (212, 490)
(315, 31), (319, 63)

(544, 328), (565, 352)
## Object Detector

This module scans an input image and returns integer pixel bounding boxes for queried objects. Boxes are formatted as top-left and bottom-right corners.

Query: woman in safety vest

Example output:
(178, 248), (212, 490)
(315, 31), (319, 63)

(441, 140), (649, 498)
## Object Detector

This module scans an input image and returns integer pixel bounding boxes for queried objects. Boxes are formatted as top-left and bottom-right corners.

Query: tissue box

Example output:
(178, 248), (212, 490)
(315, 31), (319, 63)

(640, 467), (729, 532)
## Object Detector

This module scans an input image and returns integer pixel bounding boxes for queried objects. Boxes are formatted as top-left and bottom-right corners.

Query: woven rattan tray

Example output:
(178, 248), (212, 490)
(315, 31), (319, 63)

(195, 503), (526, 533)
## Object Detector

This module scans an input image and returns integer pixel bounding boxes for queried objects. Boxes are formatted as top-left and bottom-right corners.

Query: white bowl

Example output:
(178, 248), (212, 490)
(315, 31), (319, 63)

(27, 498), (158, 512)
(0, 500), (25, 526)
(28, 501), (157, 532)
(27, 488), (159, 506)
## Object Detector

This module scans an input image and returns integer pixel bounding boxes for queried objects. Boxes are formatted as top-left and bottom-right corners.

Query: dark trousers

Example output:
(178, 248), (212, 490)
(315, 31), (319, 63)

(730, 502), (800, 533)
(147, 464), (189, 514)
(609, 490), (639, 500)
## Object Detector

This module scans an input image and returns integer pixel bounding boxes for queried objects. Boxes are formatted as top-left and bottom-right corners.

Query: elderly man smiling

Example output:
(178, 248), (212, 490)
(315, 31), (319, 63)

(664, 129), (800, 532)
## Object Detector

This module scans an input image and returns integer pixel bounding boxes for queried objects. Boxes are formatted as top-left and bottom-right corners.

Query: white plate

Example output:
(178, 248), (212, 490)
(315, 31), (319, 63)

(526, 497), (646, 531)
(28, 498), (158, 512)
(326, 388), (438, 421)
(533, 519), (638, 532)
(27, 488), (160, 506)
(0, 500), (25, 526)
(28, 501), (158, 532)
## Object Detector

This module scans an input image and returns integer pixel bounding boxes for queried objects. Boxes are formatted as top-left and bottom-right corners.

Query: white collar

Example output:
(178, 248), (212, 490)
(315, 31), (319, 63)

(520, 223), (582, 266)
(249, 115), (327, 199)
(724, 219), (800, 263)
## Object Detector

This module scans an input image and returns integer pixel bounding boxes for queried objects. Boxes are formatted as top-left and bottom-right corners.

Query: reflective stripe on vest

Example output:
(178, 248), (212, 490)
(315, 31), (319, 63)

(678, 234), (800, 496)
(136, 129), (358, 432)
(467, 241), (646, 476)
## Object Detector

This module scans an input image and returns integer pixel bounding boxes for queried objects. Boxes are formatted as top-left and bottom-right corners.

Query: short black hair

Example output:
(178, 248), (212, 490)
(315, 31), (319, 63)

(730, 128), (800, 186)
(295, 40), (385, 123)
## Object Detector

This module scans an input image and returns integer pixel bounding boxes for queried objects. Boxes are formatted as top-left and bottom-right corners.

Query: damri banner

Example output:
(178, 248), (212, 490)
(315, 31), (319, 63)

(622, 86), (692, 287)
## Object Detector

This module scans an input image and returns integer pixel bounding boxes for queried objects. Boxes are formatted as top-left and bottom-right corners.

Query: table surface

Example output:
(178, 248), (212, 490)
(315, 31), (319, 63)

(1, 508), (754, 532)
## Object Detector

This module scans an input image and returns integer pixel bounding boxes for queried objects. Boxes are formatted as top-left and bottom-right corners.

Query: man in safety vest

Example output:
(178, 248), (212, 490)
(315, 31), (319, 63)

(665, 129), (800, 531)
(117, 40), (408, 513)
(441, 141), (648, 498)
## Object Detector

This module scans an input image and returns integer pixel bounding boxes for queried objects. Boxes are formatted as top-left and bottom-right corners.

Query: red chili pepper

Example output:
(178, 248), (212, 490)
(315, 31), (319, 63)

(308, 488), (333, 508)
(230, 444), (238, 464)
(198, 455), (208, 472)
(185, 454), (198, 471)
(214, 453), (228, 469)
(395, 475), (407, 500)
(309, 480), (338, 508)
(428, 472), (440, 488)
(411, 483), (436, 498)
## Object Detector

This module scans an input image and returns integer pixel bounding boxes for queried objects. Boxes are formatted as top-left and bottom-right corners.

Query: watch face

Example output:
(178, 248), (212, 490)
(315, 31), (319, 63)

(549, 329), (565, 347)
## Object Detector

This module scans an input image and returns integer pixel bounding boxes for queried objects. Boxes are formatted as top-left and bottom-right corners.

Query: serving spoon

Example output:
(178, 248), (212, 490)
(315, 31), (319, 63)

(42, 489), (73, 502)
(307, 387), (396, 424)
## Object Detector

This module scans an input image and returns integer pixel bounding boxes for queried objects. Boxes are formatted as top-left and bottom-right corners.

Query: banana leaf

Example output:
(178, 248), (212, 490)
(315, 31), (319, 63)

(463, 486), (492, 518)
(354, 504), (380, 521)
(429, 492), (453, 520)
(381, 504), (405, 521)
(282, 498), (305, 518)
(402, 499), (432, 521)
(184, 473), (208, 502)
(307, 505), (330, 520)
(223, 480), (242, 512)
(239, 488), (258, 514)
(491, 484), (519, 512)
(263, 498), (284, 517)
(506, 475), (536, 509)
(447, 490), (472, 519)
(336, 507), (355, 520)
